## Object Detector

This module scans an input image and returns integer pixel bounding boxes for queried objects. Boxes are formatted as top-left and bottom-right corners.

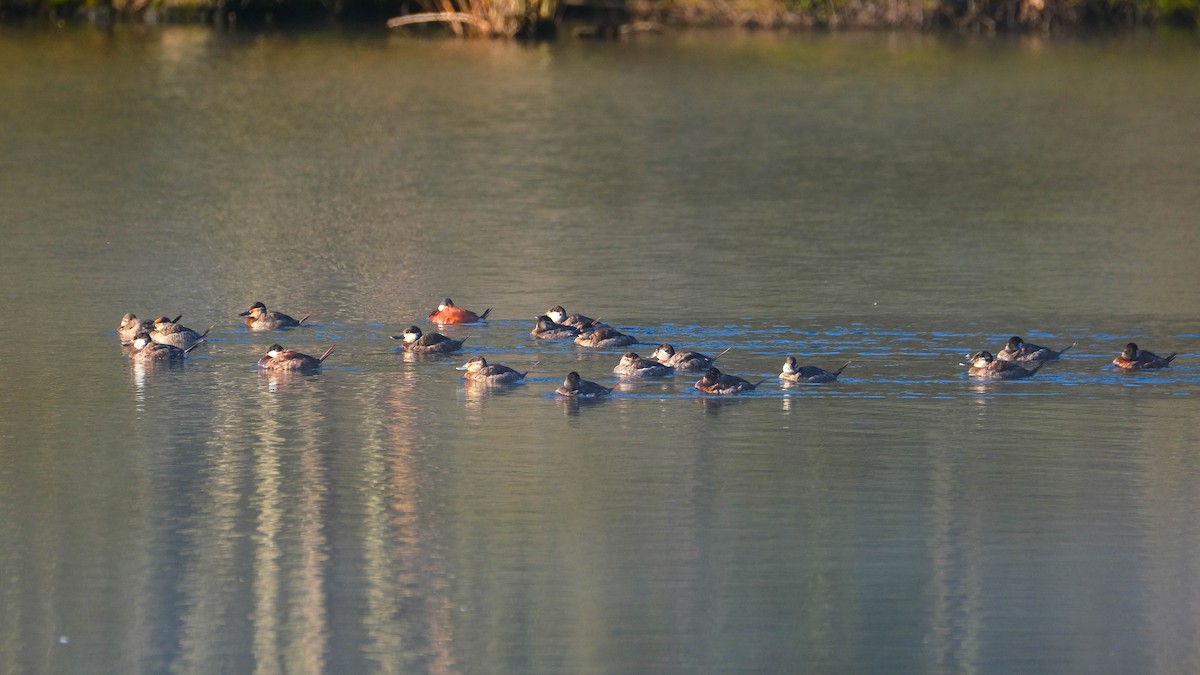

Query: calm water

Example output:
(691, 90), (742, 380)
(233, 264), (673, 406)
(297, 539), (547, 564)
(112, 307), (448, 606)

(2, 25), (1200, 674)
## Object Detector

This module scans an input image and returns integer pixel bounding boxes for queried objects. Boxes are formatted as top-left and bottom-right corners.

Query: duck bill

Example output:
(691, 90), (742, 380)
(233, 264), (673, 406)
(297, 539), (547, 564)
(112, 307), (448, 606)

(238, 310), (251, 317)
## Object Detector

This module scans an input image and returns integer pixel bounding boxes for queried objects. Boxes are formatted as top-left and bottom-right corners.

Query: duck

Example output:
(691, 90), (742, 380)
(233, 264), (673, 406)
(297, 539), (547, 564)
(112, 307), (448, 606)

(150, 316), (212, 350)
(965, 350), (1043, 380)
(995, 336), (1074, 364)
(428, 298), (490, 325)
(574, 326), (637, 349)
(118, 312), (179, 344)
(457, 356), (528, 384)
(546, 306), (606, 331)
(612, 352), (674, 377)
(1112, 342), (1176, 370)
(389, 325), (467, 354)
(554, 371), (613, 398)
(694, 367), (763, 394)
(780, 357), (851, 383)
(239, 302), (311, 330)
(128, 332), (197, 363)
(257, 343), (335, 372)
(649, 344), (728, 372)
(530, 315), (580, 340)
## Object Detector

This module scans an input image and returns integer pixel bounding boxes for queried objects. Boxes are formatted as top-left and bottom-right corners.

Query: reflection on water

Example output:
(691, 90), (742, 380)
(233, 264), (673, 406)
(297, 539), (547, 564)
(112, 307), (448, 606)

(1, 25), (1200, 675)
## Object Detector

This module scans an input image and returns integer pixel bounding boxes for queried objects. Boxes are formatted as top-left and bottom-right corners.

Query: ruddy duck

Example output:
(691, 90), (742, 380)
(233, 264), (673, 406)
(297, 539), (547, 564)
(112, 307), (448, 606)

(239, 302), (311, 330)
(257, 343), (335, 372)
(150, 316), (212, 351)
(457, 356), (528, 384)
(694, 367), (762, 395)
(965, 351), (1043, 380)
(1112, 342), (1176, 370)
(780, 357), (851, 383)
(530, 315), (580, 340)
(427, 298), (490, 325)
(995, 336), (1074, 363)
(546, 306), (606, 331)
(118, 312), (180, 344)
(390, 325), (467, 354)
(574, 326), (637, 349)
(649, 344), (729, 372)
(554, 371), (613, 398)
(612, 352), (674, 377)
(128, 332), (197, 363)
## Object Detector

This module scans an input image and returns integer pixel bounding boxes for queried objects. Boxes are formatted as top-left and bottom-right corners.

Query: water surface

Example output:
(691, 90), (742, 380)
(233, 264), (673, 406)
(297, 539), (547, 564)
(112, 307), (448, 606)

(1, 26), (1199, 674)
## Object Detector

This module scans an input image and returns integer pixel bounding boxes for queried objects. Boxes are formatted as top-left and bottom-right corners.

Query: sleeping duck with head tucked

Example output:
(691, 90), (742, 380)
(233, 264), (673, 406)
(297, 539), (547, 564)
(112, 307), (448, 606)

(1112, 342), (1176, 370)
(428, 298), (490, 325)
(390, 325), (467, 354)
(995, 336), (1074, 364)
(964, 350), (1042, 380)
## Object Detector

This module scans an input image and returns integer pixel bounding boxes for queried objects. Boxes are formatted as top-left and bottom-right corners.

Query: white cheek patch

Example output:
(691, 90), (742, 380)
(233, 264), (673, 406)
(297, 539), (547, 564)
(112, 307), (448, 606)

(267, 349), (280, 358)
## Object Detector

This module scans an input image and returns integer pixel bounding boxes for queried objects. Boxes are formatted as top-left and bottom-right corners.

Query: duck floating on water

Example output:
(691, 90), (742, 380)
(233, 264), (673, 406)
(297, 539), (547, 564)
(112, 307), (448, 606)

(574, 326), (637, 349)
(530, 315), (580, 340)
(118, 312), (179, 344)
(650, 344), (727, 372)
(240, 302), (311, 330)
(150, 316), (212, 351)
(554, 371), (613, 398)
(1112, 342), (1175, 370)
(257, 343), (335, 372)
(694, 367), (763, 395)
(780, 357), (850, 383)
(428, 298), (490, 325)
(390, 325), (467, 354)
(612, 352), (673, 377)
(458, 356), (528, 384)
(546, 306), (606, 331)
(995, 336), (1074, 364)
(964, 350), (1042, 380)
(128, 332), (199, 363)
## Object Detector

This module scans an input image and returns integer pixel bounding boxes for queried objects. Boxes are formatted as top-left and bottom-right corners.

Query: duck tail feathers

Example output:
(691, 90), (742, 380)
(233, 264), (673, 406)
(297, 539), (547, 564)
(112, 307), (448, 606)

(478, 308), (491, 321)
(318, 345), (336, 362)
(834, 360), (853, 376)
(298, 312), (313, 325)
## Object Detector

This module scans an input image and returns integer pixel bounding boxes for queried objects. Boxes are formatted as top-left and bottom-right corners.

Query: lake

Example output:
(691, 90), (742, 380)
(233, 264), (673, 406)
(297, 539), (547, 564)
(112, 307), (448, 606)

(1, 25), (1199, 674)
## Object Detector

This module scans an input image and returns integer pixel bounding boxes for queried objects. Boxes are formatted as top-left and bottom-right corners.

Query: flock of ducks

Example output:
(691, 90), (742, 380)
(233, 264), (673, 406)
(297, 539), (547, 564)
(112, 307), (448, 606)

(119, 299), (1181, 397)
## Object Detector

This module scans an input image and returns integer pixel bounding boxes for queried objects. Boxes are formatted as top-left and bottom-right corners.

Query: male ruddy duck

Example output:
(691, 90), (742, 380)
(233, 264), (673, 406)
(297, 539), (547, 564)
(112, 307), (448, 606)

(390, 326), (467, 354)
(150, 316), (212, 351)
(574, 327), (637, 349)
(649, 344), (729, 372)
(118, 312), (180, 344)
(428, 298), (491, 325)
(965, 351), (1043, 380)
(546, 306), (606, 331)
(257, 343), (335, 372)
(128, 332), (198, 363)
(995, 336), (1074, 364)
(239, 302), (311, 330)
(554, 371), (613, 398)
(530, 315), (580, 340)
(1112, 342), (1176, 370)
(612, 352), (674, 377)
(694, 367), (763, 395)
(780, 357), (851, 383)
(457, 356), (528, 384)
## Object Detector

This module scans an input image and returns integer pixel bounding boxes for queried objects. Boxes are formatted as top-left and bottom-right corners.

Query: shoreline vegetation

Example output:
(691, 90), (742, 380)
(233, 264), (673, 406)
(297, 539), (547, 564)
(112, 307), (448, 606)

(0, 0), (1195, 36)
